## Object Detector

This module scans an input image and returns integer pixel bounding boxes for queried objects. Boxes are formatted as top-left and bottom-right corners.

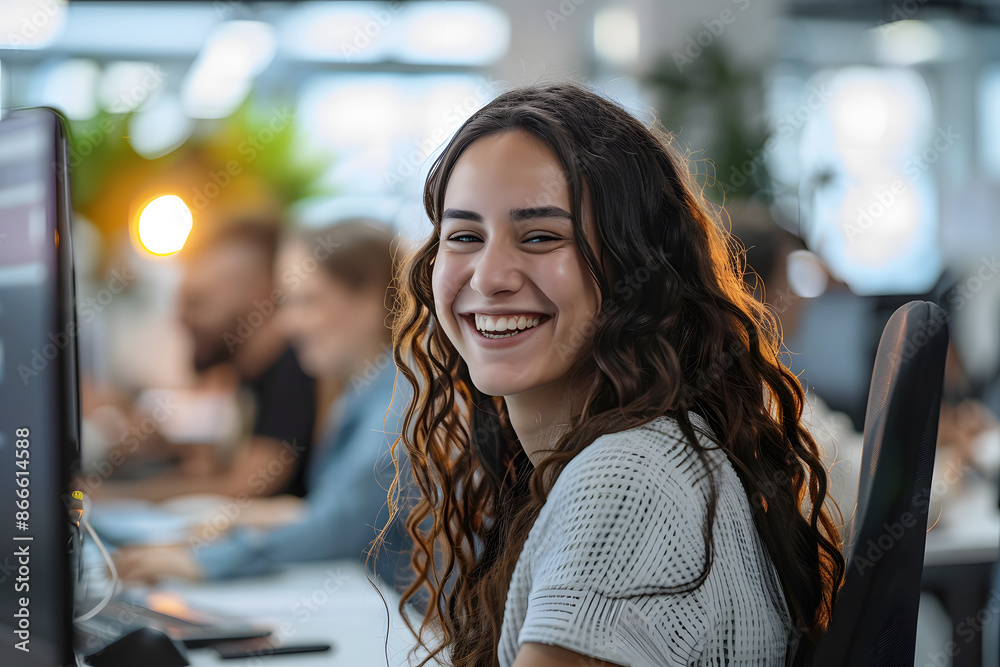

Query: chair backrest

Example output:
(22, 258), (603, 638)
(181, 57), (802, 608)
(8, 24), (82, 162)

(812, 300), (949, 666)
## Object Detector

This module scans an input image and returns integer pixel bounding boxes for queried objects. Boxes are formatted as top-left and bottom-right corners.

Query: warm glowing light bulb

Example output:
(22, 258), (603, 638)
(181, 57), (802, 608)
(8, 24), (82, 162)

(137, 195), (193, 255)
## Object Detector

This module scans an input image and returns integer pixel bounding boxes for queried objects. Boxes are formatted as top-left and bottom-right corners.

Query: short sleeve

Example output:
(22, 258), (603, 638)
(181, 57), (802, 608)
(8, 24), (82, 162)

(516, 431), (716, 666)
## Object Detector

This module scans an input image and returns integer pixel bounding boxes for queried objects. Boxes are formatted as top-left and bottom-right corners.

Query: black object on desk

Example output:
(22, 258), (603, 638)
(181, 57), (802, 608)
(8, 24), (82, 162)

(213, 636), (333, 660)
(82, 627), (188, 667)
(76, 598), (272, 664)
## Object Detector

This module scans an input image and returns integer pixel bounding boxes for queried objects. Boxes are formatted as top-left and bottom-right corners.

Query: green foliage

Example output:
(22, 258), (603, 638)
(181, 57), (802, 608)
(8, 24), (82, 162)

(66, 110), (144, 209)
(65, 92), (333, 216)
(190, 97), (333, 206)
(645, 42), (772, 205)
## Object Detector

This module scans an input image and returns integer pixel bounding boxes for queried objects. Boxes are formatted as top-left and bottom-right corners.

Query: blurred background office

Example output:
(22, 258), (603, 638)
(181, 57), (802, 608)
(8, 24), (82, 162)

(1, 1), (998, 665)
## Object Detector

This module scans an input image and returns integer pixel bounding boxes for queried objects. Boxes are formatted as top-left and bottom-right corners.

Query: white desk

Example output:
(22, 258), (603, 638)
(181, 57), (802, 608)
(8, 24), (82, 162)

(154, 561), (432, 666)
(924, 479), (1000, 567)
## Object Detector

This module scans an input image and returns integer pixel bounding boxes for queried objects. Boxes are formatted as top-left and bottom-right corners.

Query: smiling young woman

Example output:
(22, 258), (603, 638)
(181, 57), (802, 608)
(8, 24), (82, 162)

(387, 82), (845, 667)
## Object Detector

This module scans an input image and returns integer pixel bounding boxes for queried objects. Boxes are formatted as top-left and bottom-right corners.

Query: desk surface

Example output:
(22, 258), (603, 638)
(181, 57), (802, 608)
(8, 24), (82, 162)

(155, 561), (431, 667)
(924, 479), (1000, 567)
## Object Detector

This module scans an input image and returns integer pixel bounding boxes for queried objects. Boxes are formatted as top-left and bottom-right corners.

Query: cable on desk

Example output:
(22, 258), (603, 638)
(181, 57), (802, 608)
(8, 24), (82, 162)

(73, 492), (119, 622)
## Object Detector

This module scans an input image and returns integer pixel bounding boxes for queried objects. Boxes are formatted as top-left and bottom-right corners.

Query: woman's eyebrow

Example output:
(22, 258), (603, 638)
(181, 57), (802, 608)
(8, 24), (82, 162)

(509, 206), (572, 222)
(442, 207), (572, 223)
(442, 208), (483, 222)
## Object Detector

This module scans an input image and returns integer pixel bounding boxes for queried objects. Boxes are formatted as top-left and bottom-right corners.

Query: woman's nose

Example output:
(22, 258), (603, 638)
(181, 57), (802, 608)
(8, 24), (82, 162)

(468, 238), (525, 297)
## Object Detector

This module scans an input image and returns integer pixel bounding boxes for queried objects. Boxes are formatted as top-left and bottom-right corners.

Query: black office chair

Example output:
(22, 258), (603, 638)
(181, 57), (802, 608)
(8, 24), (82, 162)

(813, 300), (949, 666)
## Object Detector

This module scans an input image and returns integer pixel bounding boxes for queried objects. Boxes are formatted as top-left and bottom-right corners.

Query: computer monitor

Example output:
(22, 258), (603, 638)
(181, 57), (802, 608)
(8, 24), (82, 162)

(0, 107), (80, 666)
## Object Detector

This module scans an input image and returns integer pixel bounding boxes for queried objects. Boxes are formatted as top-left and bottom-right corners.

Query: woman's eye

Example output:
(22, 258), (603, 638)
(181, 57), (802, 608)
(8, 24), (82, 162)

(524, 234), (562, 244)
(447, 233), (482, 243)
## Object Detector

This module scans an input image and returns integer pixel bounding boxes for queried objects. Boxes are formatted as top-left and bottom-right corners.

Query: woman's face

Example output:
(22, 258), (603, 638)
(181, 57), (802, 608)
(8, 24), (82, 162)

(431, 130), (601, 399)
(276, 241), (385, 379)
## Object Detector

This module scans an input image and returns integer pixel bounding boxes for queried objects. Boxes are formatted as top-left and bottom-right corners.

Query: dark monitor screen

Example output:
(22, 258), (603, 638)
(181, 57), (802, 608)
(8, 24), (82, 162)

(0, 107), (80, 667)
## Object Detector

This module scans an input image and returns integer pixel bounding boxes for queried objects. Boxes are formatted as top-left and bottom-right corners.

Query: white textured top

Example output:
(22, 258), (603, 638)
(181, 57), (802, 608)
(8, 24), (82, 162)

(497, 414), (794, 666)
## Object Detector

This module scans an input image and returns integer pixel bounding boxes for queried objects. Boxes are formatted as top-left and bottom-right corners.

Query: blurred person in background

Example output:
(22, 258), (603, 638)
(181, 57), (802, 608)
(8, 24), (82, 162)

(114, 220), (413, 590)
(95, 221), (318, 501)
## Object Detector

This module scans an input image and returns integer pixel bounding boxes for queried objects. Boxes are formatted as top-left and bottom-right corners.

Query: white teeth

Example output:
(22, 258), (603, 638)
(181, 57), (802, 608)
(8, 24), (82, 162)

(473, 313), (544, 335)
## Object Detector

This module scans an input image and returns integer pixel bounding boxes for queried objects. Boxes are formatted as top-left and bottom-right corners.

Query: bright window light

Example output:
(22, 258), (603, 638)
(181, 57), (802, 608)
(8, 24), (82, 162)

(301, 78), (402, 149)
(0, 0), (67, 49)
(199, 20), (276, 80)
(278, 2), (394, 63)
(416, 78), (490, 141)
(594, 6), (640, 67)
(128, 94), (194, 159)
(979, 65), (1000, 180)
(297, 73), (488, 200)
(796, 67), (941, 295)
(42, 2), (219, 55)
(869, 20), (942, 67)
(280, 1), (508, 65)
(786, 250), (829, 299)
(137, 195), (193, 256)
(837, 172), (924, 266)
(99, 61), (164, 113)
(828, 67), (930, 159)
(35, 58), (101, 120)
(397, 2), (509, 65)
(181, 21), (276, 119)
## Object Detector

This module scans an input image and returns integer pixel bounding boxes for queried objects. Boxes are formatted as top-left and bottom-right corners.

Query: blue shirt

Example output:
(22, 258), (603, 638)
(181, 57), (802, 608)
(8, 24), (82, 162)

(193, 362), (412, 583)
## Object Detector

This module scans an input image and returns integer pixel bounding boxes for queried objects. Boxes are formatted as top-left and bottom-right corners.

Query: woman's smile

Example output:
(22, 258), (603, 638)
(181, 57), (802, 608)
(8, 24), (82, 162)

(458, 312), (552, 347)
